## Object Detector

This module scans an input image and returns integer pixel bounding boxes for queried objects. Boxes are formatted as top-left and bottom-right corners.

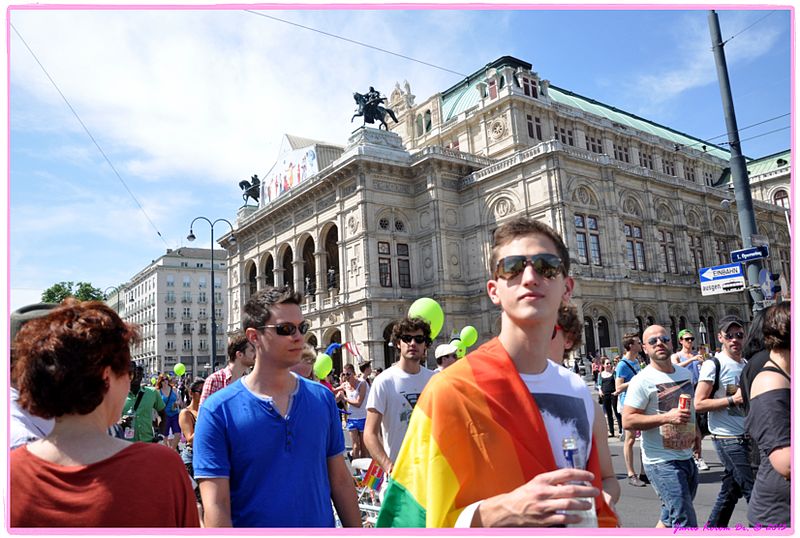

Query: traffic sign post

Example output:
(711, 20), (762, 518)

(699, 263), (747, 296)
(730, 245), (769, 264)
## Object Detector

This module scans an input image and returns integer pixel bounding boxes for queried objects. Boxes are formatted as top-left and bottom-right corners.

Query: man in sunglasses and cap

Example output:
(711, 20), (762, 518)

(694, 315), (752, 528)
(193, 286), (360, 527)
(671, 329), (709, 472)
(377, 217), (618, 528)
(364, 317), (435, 474)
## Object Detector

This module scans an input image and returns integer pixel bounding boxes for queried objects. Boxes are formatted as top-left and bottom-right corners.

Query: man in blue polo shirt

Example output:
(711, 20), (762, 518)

(193, 286), (360, 527)
(615, 332), (646, 487)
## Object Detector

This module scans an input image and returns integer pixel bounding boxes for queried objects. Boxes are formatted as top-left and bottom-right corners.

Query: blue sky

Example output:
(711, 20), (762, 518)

(7, 6), (793, 311)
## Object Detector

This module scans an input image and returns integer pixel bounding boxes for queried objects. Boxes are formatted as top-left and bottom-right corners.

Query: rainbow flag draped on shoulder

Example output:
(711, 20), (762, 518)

(376, 337), (619, 528)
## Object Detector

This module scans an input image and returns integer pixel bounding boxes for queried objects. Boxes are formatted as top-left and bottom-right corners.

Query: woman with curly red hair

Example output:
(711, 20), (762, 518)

(10, 299), (199, 527)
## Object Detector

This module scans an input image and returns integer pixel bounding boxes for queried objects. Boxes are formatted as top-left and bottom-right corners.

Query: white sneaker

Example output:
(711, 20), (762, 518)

(695, 457), (709, 471)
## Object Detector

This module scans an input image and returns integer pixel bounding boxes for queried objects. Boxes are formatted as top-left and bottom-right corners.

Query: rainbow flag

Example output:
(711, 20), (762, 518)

(376, 337), (619, 528)
(363, 460), (385, 491)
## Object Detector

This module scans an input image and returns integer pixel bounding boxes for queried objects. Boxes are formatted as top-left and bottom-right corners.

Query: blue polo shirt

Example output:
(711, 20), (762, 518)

(193, 375), (344, 527)
(615, 357), (641, 407)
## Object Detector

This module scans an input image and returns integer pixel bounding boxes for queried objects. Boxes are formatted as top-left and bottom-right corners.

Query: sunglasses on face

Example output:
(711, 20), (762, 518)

(494, 254), (565, 281)
(258, 321), (310, 336)
(399, 334), (429, 345)
(682, 337), (695, 342)
(646, 335), (671, 346)
(723, 331), (745, 340)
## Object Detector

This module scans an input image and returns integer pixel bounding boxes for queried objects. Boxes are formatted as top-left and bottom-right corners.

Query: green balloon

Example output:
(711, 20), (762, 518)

(408, 298), (444, 339)
(314, 353), (333, 380)
(150, 376), (157, 386)
(173, 363), (186, 376)
(460, 326), (478, 347)
(452, 339), (467, 359)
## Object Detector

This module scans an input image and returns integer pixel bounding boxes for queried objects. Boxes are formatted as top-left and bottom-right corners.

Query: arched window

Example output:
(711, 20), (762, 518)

(424, 110), (432, 133)
(264, 255), (275, 287)
(247, 264), (257, 299)
(679, 316), (688, 332)
(636, 316), (644, 339)
(383, 323), (396, 367)
(597, 316), (611, 349)
(583, 316), (596, 356)
(773, 189), (789, 209)
(281, 247), (293, 289)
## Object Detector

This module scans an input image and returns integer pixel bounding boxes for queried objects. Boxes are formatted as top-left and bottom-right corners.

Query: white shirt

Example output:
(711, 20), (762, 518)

(10, 387), (55, 449)
(365, 364), (434, 463)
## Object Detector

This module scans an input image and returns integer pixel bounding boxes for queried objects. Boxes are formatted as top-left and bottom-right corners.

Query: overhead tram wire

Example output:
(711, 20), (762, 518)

(10, 23), (168, 246)
(674, 112), (790, 153)
(722, 10), (777, 45)
(243, 10), (468, 78)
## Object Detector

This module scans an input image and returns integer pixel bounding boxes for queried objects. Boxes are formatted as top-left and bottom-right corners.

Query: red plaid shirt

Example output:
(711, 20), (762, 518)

(199, 365), (233, 405)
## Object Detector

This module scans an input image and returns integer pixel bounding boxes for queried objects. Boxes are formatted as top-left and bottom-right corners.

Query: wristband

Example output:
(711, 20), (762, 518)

(726, 396), (735, 408)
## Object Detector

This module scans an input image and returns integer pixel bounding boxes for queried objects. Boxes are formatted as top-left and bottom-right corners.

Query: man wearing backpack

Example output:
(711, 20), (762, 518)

(615, 332), (646, 487)
(694, 315), (753, 527)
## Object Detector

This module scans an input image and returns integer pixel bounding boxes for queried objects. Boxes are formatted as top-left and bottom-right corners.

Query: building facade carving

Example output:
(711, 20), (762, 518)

(221, 56), (790, 371)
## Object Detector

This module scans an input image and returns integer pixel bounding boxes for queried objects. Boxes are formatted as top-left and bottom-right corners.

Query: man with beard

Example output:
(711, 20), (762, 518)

(364, 317), (435, 473)
(623, 325), (698, 528)
(695, 315), (752, 527)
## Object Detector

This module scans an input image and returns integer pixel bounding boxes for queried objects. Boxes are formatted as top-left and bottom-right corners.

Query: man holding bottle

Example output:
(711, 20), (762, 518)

(623, 325), (698, 528)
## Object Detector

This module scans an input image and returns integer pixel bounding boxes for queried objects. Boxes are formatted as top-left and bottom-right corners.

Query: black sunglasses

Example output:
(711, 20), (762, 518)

(723, 331), (745, 340)
(400, 334), (430, 345)
(682, 337), (695, 342)
(646, 335), (671, 346)
(258, 321), (310, 336)
(494, 254), (565, 280)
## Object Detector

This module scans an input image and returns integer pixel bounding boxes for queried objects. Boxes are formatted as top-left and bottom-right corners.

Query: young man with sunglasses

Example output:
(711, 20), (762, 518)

(377, 217), (618, 527)
(623, 325), (698, 528)
(199, 331), (256, 405)
(193, 287), (360, 527)
(671, 330), (709, 472)
(364, 318), (435, 474)
(694, 315), (753, 528)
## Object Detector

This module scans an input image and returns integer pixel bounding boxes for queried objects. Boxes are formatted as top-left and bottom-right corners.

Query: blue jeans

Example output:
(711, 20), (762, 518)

(644, 458), (699, 527)
(707, 436), (754, 527)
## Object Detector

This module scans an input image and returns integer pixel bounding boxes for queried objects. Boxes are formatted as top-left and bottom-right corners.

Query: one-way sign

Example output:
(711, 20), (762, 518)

(699, 263), (746, 296)
(730, 245), (769, 264)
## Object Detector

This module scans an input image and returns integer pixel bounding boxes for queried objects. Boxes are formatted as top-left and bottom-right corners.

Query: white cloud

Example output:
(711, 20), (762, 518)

(10, 9), (490, 186)
(624, 11), (784, 111)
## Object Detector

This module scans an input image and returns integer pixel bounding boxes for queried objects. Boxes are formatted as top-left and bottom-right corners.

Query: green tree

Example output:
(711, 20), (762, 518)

(41, 281), (105, 303)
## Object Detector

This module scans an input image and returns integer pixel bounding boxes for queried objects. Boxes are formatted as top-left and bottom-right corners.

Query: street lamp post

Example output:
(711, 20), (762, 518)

(187, 217), (236, 374)
(103, 285), (124, 314)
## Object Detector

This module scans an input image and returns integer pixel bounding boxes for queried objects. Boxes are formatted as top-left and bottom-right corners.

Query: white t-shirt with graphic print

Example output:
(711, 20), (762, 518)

(366, 364), (435, 464)
(519, 359), (595, 470)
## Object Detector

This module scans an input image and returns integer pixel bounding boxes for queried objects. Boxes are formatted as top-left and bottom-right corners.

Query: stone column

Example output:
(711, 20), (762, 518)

(274, 268), (285, 288)
(315, 250), (326, 305)
(293, 260), (304, 295)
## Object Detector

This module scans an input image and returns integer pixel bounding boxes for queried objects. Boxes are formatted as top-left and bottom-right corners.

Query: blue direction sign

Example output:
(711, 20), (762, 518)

(730, 245), (769, 264)
(699, 263), (746, 296)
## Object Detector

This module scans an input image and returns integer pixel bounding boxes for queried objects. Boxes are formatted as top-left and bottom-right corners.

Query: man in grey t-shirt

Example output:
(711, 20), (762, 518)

(624, 325), (698, 528)
(694, 315), (753, 528)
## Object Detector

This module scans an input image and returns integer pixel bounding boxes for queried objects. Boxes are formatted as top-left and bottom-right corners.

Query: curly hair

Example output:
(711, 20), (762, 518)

(13, 298), (140, 419)
(557, 303), (583, 356)
(390, 317), (431, 347)
(242, 286), (303, 329)
(762, 302), (790, 351)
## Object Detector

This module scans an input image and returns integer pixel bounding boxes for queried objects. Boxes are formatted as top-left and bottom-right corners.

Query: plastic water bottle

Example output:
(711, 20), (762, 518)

(562, 436), (598, 527)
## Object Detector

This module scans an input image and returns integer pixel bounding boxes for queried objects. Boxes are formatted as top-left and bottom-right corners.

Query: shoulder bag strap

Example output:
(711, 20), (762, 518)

(711, 357), (721, 396)
(132, 389), (146, 413)
(764, 358), (791, 381)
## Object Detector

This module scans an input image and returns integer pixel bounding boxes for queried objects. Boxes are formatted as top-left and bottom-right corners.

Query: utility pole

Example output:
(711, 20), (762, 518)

(708, 10), (765, 314)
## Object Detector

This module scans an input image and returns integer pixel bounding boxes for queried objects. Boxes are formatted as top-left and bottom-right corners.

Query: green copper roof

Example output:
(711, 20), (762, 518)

(439, 56), (733, 161)
(746, 149), (791, 177)
(547, 86), (730, 160)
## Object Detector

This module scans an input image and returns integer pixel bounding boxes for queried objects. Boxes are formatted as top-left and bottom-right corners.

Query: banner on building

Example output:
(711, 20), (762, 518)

(261, 147), (319, 205)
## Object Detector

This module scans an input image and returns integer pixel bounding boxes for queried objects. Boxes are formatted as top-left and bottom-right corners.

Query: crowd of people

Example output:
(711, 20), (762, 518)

(8, 216), (791, 529)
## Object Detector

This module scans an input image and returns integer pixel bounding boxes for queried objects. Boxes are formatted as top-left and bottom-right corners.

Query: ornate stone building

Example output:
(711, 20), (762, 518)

(222, 56), (790, 370)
